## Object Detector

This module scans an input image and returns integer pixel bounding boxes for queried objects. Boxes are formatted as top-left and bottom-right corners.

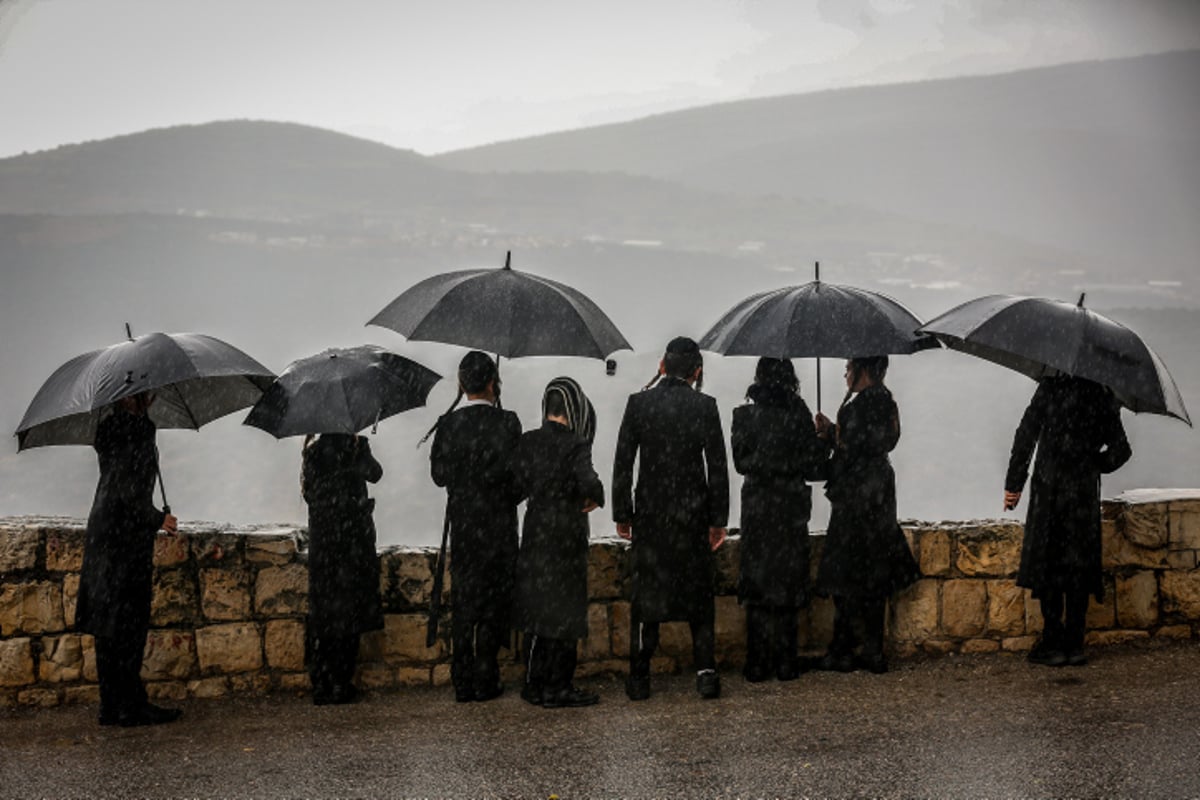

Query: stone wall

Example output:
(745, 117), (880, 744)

(3, 491), (1199, 708)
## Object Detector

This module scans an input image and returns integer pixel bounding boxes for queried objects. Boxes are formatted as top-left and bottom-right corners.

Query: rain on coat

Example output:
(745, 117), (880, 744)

(815, 383), (919, 599)
(1006, 376), (1131, 601)
(302, 434), (385, 638)
(512, 420), (605, 641)
(613, 377), (730, 623)
(431, 403), (522, 625)
(732, 388), (827, 608)
(75, 410), (166, 640)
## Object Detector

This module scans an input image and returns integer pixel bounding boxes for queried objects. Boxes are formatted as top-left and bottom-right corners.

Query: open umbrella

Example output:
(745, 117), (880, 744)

(697, 263), (938, 407)
(244, 345), (442, 438)
(918, 293), (1191, 425)
(367, 251), (632, 361)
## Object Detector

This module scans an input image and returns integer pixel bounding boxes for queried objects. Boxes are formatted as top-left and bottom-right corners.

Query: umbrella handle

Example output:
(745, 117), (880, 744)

(816, 356), (822, 414)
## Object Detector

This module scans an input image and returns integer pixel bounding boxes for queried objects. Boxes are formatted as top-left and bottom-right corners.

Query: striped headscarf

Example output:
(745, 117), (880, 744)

(543, 376), (596, 444)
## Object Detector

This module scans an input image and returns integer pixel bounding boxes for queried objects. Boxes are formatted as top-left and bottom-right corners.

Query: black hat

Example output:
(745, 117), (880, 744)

(665, 336), (700, 356)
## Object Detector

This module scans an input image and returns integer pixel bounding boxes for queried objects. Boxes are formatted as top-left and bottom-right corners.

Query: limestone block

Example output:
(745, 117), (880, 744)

(18, 688), (60, 708)
(154, 534), (190, 568)
(1103, 519), (1167, 570)
(1002, 636), (1038, 652)
(191, 533), (244, 566)
(245, 534), (299, 566)
(1024, 590), (1044, 635)
(188, 676), (230, 698)
(961, 639), (1000, 654)
(38, 634), (84, 683)
(922, 639), (957, 656)
(62, 573), (80, 628)
(45, 530), (85, 572)
(64, 685), (101, 705)
(942, 580), (987, 638)
(580, 603), (610, 660)
(1171, 510), (1200, 550)
(432, 663), (452, 687)
(954, 526), (1022, 577)
(891, 580), (939, 642)
(586, 541), (625, 601)
(357, 664), (396, 689)
(804, 596), (836, 647)
(0, 689), (13, 709)
(712, 538), (740, 595)
(81, 635), (97, 681)
(195, 623), (263, 674)
(891, 642), (919, 660)
(265, 619), (306, 671)
(657, 622), (692, 659)
(1167, 551), (1196, 571)
(397, 667), (432, 687)
(0, 581), (65, 635)
(714, 595), (746, 659)
(0, 527), (40, 572)
(254, 564), (309, 617)
(380, 613), (443, 662)
(147, 682), (188, 702)
(379, 548), (434, 612)
(230, 673), (271, 694)
(278, 673), (311, 692)
(151, 569), (200, 626)
(200, 567), (252, 621)
(649, 655), (676, 675)
(918, 530), (952, 577)
(141, 630), (197, 680)
(575, 659), (627, 679)
(0, 638), (35, 687)
(500, 662), (525, 684)
(1124, 502), (1169, 549)
(1087, 581), (1116, 629)
(1115, 571), (1159, 628)
(986, 580), (1026, 636)
(1160, 570), (1200, 620)
(1084, 629), (1150, 647)
(1156, 625), (1193, 640)
(610, 601), (632, 658)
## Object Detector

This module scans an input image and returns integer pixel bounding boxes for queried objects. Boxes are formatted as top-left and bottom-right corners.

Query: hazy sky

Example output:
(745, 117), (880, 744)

(1, 0), (1198, 158)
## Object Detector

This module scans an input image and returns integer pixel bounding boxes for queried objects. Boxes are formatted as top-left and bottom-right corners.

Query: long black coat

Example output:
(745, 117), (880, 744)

(613, 377), (729, 623)
(512, 421), (605, 641)
(75, 410), (166, 639)
(815, 384), (919, 599)
(302, 434), (385, 638)
(1007, 376), (1131, 601)
(732, 389), (827, 608)
(431, 403), (522, 624)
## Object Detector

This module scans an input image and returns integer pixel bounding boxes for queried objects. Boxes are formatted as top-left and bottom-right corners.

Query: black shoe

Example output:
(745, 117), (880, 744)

(1027, 639), (1067, 667)
(1065, 647), (1088, 667)
(98, 708), (120, 726)
(775, 661), (802, 682)
(454, 686), (475, 703)
(625, 675), (650, 701)
(119, 703), (182, 727)
(520, 683), (544, 707)
(697, 670), (720, 699)
(331, 684), (359, 704)
(743, 662), (770, 683)
(857, 653), (888, 674)
(816, 652), (855, 673)
(473, 682), (504, 702)
(542, 686), (599, 709)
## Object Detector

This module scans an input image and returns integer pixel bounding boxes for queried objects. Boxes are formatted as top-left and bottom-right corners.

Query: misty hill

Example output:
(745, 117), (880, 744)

(438, 50), (1200, 281)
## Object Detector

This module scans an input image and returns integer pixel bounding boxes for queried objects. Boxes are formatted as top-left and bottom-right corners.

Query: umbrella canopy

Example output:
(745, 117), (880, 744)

(697, 280), (938, 359)
(16, 331), (275, 450)
(367, 252), (632, 360)
(918, 294), (1191, 425)
(244, 345), (442, 438)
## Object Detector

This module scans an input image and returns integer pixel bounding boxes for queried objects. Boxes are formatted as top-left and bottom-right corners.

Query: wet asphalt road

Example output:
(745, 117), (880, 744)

(3, 643), (1199, 798)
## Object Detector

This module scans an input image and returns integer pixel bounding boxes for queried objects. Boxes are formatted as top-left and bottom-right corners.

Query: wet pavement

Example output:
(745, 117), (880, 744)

(3, 643), (1199, 798)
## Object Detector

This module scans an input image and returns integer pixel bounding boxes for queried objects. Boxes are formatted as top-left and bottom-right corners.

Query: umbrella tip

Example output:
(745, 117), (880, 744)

(503, 250), (512, 270)
(125, 322), (133, 341)
(814, 261), (820, 283)
(1077, 292), (1086, 308)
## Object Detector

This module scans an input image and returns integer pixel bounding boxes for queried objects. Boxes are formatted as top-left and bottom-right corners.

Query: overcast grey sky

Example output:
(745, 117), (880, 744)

(1, 0), (1198, 157)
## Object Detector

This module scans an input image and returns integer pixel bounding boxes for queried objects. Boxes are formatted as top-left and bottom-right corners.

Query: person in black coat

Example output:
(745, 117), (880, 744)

(814, 356), (919, 674)
(512, 377), (605, 709)
(430, 351), (522, 702)
(732, 358), (826, 682)
(301, 433), (385, 704)
(74, 392), (181, 727)
(1004, 375), (1131, 667)
(613, 336), (730, 701)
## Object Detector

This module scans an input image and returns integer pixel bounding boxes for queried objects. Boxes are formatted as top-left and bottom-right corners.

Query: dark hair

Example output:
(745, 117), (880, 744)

(850, 356), (889, 385)
(458, 351), (498, 395)
(746, 357), (800, 406)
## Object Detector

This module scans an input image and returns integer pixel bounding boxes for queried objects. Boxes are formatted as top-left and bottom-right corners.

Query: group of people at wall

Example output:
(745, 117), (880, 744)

(72, 336), (1132, 725)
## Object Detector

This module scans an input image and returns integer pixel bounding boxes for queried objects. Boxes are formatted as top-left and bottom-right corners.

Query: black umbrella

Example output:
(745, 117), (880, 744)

(697, 263), (938, 407)
(367, 251), (632, 360)
(244, 345), (442, 438)
(918, 293), (1191, 425)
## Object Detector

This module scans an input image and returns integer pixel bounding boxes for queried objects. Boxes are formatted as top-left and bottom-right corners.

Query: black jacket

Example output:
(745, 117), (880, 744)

(75, 410), (166, 639)
(1007, 376), (1131, 600)
(732, 389), (826, 607)
(512, 420), (605, 641)
(302, 434), (385, 637)
(612, 377), (729, 622)
(815, 384), (919, 599)
(431, 403), (522, 624)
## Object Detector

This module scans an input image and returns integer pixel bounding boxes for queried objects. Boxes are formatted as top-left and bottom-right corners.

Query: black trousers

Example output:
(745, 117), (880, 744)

(745, 605), (799, 671)
(95, 631), (149, 716)
(451, 616), (504, 692)
(1040, 590), (1089, 649)
(307, 631), (361, 695)
(829, 596), (887, 657)
(629, 615), (716, 677)
(525, 634), (578, 693)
